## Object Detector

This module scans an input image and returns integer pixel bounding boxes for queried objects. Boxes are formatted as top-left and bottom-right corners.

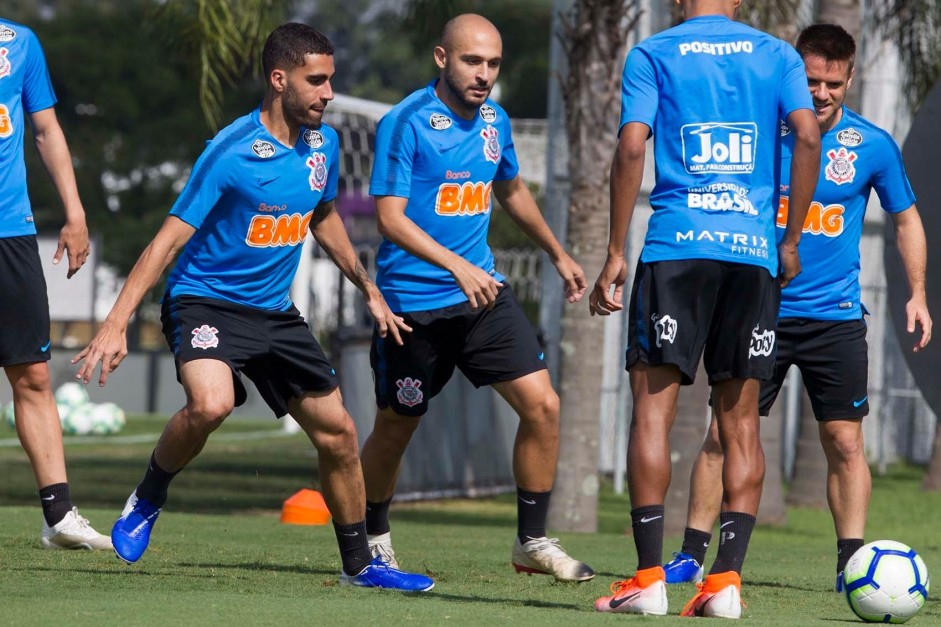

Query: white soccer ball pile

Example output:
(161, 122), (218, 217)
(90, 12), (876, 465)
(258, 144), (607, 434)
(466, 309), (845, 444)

(1, 383), (126, 436)
(843, 539), (930, 624)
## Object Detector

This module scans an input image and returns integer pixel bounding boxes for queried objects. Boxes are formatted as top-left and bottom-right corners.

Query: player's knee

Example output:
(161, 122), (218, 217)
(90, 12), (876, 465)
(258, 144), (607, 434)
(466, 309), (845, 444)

(310, 417), (358, 460)
(11, 363), (52, 396)
(826, 429), (865, 464)
(522, 391), (559, 429)
(183, 398), (233, 430)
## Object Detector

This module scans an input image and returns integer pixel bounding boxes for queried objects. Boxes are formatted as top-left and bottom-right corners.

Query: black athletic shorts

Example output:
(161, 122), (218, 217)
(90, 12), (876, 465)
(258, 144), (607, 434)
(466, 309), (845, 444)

(371, 284), (546, 417)
(626, 259), (780, 385)
(161, 295), (338, 418)
(0, 235), (52, 367)
(758, 317), (869, 421)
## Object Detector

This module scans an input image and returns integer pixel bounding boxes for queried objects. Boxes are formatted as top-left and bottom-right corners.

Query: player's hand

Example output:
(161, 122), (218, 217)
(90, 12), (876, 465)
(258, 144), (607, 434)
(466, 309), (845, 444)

(451, 259), (503, 310)
(777, 241), (801, 288)
(905, 295), (932, 352)
(55, 216), (90, 279)
(553, 253), (588, 303)
(363, 285), (412, 346)
(589, 254), (628, 316)
(71, 320), (128, 387)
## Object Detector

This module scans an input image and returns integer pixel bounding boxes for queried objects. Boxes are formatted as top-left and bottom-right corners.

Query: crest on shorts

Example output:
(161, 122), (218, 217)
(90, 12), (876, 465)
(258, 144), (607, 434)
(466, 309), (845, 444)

(303, 129), (324, 148)
(0, 49), (11, 80)
(0, 26), (15, 43)
(481, 125), (500, 164)
(395, 377), (424, 407)
(251, 139), (276, 159)
(825, 147), (857, 185)
(429, 113), (452, 130)
(653, 314), (677, 348)
(749, 325), (775, 358)
(306, 152), (328, 191)
(191, 325), (219, 350)
(837, 128), (863, 147)
(479, 104), (497, 123)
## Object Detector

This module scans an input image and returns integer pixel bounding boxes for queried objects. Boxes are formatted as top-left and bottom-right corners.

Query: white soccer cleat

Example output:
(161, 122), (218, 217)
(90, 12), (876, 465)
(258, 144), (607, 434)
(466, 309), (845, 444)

(367, 532), (399, 569)
(595, 566), (668, 615)
(513, 536), (595, 582)
(681, 571), (744, 619)
(41, 507), (113, 550)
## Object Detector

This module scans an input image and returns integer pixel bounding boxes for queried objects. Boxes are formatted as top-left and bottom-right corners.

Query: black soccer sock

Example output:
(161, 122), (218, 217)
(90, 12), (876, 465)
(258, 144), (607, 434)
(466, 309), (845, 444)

(837, 538), (865, 574)
(39, 482), (73, 527)
(334, 520), (373, 576)
(365, 496), (393, 535)
(709, 512), (756, 575)
(517, 487), (551, 543)
(681, 527), (712, 567)
(135, 452), (180, 508)
(631, 505), (665, 571)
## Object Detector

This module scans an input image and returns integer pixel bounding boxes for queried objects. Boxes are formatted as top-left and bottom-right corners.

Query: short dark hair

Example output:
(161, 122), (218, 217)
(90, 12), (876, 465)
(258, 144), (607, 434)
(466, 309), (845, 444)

(796, 24), (856, 72)
(262, 23), (334, 79)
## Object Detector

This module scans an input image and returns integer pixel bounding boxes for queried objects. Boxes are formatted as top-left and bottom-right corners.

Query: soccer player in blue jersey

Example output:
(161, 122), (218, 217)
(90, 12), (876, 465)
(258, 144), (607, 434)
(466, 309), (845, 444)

(0, 17), (111, 550)
(589, 0), (822, 616)
(359, 13), (594, 582)
(663, 23), (932, 595)
(72, 23), (433, 592)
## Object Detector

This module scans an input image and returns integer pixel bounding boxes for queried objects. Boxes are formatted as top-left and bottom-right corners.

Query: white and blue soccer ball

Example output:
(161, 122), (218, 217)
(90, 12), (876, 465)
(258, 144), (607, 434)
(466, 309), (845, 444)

(61, 403), (95, 436)
(54, 382), (90, 409)
(844, 540), (929, 623)
(89, 402), (126, 435)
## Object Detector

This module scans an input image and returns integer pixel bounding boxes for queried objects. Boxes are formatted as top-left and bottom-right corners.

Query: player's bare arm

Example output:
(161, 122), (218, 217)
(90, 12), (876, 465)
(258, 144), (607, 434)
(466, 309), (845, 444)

(29, 107), (89, 279)
(375, 194), (502, 309)
(73, 216), (196, 386)
(310, 199), (411, 345)
(589, 122), (647, 316)
(493, 175), (586, 303)
(779, 107), (821, 287)
(892, 204), (932, 351)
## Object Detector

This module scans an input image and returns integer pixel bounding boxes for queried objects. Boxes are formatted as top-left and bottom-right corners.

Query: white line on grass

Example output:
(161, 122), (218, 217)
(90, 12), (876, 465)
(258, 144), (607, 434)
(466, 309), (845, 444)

(0, 428), (295, 448)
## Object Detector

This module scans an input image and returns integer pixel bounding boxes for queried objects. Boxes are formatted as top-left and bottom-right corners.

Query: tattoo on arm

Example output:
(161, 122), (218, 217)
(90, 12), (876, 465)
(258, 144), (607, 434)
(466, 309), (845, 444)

(354, 260), (373, 288)
(309, 200), (335, 230)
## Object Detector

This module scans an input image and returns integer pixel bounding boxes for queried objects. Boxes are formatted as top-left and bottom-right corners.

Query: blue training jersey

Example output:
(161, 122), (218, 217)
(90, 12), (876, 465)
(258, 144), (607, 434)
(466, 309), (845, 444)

(777, 108), (915, 320)
(166, 108), (339, 311)
(0, 19), (56, 238)
(620, 15), (813, 276)
(370, 80), (519, 312)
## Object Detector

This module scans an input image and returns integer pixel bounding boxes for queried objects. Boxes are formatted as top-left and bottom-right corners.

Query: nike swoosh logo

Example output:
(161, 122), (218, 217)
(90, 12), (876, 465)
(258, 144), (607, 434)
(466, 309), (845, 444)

(853, 396), (868, 407)
(609, 591), (643, 608)
(639, 515), (662, 523)
(720, 520), (734, 528)
(341, 531), (359, 537)
(258, 177), (280, 186)
(519, 497), (537, 505)
(40, 341), (51, 352)
(537, 352), (544, 360)
(41, 495), (55, 501)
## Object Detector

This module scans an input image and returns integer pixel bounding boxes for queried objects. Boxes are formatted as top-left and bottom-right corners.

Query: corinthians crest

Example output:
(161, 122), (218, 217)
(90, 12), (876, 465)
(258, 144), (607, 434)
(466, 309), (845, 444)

(191, 325), (219, 350)
(395, 377), (423, 407)
(480, 125), (500, 164)
(825, 147), (857, 185)
(306, 153), (328, 191)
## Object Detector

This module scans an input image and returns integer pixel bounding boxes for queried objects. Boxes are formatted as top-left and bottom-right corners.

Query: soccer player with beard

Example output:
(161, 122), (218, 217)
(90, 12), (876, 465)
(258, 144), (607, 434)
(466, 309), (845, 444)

(590, 0), (821, 617)
(360, 13), (594, 582)
(662, 22), (931, 593)
(73, 23), (433, 591)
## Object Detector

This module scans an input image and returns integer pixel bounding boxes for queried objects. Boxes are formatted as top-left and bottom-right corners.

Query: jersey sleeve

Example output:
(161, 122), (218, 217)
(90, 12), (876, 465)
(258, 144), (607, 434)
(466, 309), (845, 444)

(369, 112), (417, 198)
(322, 135), (340, 203)
(872, 134), (916, 213)
(778, 45), (814, 119)
(21, 30), (56, 114)
(495, 118), (520, 181)
(169, 141), (232, 229)
(619, 46), (658, 135)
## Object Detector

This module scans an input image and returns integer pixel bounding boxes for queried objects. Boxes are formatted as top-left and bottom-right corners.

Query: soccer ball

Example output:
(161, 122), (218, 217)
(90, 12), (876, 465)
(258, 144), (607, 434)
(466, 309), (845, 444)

(62, 404), (95, 436)
(2, 401), (15, 429)
(843, 540), (929, 623)
(89, 402), (126, 435)
(54, 382), (90, 409)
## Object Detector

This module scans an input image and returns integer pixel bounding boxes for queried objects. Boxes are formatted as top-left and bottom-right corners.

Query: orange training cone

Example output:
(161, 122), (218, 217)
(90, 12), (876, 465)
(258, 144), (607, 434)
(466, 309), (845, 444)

(280, 489), (332, 525)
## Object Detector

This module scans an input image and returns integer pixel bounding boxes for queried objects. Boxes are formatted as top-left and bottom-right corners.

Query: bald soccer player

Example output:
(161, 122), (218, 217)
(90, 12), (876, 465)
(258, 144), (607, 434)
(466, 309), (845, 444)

(359, 14), (594, 583)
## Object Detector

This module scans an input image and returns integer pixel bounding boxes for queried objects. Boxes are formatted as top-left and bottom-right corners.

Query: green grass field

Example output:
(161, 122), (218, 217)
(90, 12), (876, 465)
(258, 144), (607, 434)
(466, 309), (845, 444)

(0, 415), (938, 626)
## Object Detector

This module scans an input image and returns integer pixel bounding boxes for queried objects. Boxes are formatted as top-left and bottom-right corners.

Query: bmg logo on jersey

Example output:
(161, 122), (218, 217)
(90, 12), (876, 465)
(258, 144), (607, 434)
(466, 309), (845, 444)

(681, 122), (757, 174)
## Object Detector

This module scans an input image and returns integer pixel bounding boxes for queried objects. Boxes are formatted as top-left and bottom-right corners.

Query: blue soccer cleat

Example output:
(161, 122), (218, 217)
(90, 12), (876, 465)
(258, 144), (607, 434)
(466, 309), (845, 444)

(664, 552), (704, 584)
(340, 556), (434, 592)
(111, 491), (161, 563)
